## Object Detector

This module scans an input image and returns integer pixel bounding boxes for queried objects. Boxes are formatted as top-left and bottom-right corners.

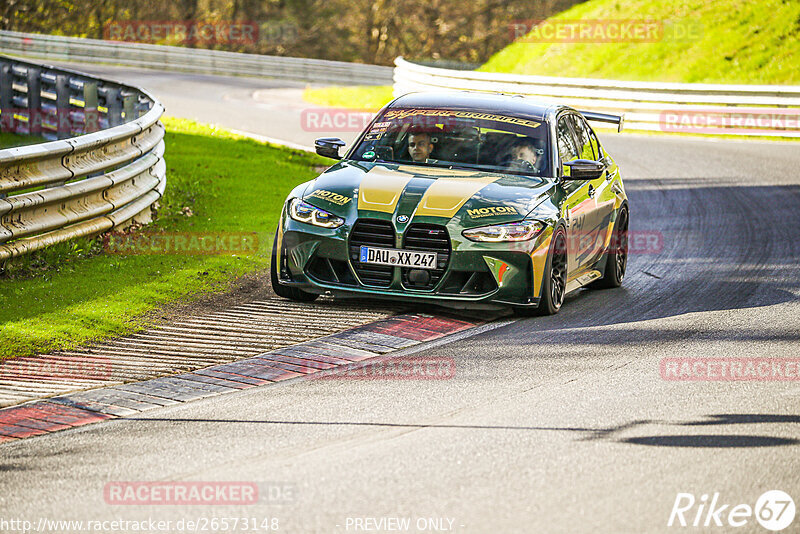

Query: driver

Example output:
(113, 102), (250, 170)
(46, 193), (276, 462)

(508, 138), (539, 171)
(407, 132), (435, 163)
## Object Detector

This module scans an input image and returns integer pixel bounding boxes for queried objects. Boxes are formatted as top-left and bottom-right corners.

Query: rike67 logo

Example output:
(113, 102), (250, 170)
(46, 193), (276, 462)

(669, 490), (795, 531)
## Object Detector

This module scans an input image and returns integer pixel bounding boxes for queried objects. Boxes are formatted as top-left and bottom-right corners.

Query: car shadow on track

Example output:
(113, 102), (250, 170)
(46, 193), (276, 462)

(620, 435), (798, 447)
(574, 413), (800, 448)
(613, 414), (800, 448)
(507, 182), (800, 331)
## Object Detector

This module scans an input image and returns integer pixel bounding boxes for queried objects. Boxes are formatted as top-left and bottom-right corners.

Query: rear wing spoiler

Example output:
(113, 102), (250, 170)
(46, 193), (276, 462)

(580, 111), (624, 133)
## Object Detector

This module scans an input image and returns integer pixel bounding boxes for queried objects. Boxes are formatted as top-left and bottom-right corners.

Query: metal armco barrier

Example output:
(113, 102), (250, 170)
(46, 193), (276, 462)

(0, 55), (165, 261)
(393, 57), (800, 138)
(0, 30), (394, 86)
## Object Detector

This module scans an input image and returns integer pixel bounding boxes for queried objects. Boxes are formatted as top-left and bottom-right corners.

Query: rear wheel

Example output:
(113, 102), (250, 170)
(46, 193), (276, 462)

(514, 228), (567, 317)
(270, 230), (319, 302)
(591, 207), (628, 289)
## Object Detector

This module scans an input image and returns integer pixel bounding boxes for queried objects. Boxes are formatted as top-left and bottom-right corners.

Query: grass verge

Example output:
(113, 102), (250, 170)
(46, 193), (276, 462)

(303, 85), (394, 111)
(0, 117), (328, 360)
(0, 131), (46, 149)
(480, 0), (800, 84)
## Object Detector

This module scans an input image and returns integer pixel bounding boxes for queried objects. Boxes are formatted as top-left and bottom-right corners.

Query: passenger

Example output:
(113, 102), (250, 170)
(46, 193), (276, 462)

(508, 138), (539, 171)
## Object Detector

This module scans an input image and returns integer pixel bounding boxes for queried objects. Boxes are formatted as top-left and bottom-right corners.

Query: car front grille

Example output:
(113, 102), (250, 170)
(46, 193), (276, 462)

(349, 219), (395, 287)
(401, 224), (451, 290)
(348, 220), (452, 291)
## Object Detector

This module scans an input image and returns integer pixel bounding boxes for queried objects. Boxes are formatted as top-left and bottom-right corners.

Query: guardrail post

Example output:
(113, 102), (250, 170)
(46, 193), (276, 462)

(0, 62), (12, 135)
(55, 74), (70, 140)
(0, 61), (8, 200)
(134, 95), (150, 118)
(99, 86), (123, 128)
(122, 92), (135, 122)
(82, 80), (99, 133)
(26, 65), (41, 136)
(11, 65), (35, 136)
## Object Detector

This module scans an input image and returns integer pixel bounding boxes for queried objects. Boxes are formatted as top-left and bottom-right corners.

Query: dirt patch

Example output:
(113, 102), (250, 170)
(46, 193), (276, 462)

(137, 269), (276, 327)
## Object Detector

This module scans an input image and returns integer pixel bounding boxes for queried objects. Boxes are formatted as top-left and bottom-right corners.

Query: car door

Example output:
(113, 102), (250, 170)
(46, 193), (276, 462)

(555, 113), (597, 277)
(568, 113), (615, 268)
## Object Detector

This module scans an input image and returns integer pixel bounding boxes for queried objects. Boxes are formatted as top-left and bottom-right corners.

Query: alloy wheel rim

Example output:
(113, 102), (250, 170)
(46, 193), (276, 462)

(551, 234), (567, 308)
(615, 211), (629, 280)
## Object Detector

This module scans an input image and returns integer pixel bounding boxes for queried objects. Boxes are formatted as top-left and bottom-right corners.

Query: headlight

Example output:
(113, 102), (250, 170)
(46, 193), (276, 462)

(288, 198), (344, 229)
(462, 221), (544, 242)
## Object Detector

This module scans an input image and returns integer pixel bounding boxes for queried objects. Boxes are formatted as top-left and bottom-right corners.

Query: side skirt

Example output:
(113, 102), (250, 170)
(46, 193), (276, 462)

(565, 269), (602, 294)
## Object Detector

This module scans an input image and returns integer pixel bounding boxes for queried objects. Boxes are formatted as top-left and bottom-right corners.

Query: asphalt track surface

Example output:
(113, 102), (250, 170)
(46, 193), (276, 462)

(2, 64), (800, 533)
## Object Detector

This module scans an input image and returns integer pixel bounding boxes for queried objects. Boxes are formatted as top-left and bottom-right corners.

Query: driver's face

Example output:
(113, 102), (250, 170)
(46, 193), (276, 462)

(512, 145), (537, 164)
(408, 134), (433, 162)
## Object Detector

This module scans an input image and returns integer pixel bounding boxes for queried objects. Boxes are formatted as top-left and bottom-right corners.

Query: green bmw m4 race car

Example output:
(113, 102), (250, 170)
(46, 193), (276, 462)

(271, 92), (628, 315)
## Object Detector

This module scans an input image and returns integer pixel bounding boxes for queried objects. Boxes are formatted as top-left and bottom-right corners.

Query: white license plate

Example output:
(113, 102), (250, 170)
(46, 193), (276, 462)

(359, 246), (437, 269)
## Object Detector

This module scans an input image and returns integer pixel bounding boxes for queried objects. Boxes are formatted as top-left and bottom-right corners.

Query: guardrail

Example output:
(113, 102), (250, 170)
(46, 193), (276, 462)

(0, 30), (394, 86)
(393, 57), (800, 138)
(0, 55), (165, 261)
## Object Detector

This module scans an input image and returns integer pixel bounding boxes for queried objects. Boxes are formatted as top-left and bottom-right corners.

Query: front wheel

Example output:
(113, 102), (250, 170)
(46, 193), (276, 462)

(270, 230), (319, 302)
(514, 228), (567, 317)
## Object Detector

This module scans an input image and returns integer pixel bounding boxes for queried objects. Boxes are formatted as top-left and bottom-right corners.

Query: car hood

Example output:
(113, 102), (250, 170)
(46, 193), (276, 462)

(301, 161), (554, 228)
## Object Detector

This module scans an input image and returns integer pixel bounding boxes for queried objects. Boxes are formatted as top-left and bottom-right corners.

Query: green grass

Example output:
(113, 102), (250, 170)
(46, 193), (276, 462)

(0, 131), (46, 148)
(0, 117), (327, 360)
(480, 0), (800, 84)
(303, 85), (395, 111)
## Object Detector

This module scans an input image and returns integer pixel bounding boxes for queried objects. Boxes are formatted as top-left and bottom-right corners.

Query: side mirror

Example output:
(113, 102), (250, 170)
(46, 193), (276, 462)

(315, 137), (346, 159)
(562, 159), (606, 180)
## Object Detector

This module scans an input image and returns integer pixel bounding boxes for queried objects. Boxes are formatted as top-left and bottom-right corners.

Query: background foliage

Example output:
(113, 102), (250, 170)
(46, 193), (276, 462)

(2, 0), (583, 65)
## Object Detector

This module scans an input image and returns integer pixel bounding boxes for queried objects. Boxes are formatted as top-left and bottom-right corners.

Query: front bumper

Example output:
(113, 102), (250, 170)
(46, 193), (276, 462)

(276, 216), (551, 309)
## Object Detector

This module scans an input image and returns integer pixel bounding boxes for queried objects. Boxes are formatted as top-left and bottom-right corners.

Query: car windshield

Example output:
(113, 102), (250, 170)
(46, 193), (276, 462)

(350, 107), (550, 177)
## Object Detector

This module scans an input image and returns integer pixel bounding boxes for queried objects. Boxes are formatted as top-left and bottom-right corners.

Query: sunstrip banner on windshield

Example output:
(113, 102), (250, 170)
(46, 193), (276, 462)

(383, 109), (541, 129)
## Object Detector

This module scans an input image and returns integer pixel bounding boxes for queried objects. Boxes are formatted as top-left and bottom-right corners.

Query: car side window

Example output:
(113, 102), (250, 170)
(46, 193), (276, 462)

(556, 116), (580, 165)
(556, 116), (584, 191)
(588, 128), (603, 161)
(569, 115), (596, 160)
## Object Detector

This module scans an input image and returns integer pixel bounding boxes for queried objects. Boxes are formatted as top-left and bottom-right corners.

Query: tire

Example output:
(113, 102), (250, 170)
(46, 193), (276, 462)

(513, 227), (567, 317)
(270, 230), (319, 302)
(591, 207), (628, 289)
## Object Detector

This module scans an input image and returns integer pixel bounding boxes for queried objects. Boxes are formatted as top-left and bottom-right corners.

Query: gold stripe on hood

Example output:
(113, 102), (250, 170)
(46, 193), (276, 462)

(395, 165), (479, 178)
(415, 175), (501, 218)
(357, 166), (414, 213)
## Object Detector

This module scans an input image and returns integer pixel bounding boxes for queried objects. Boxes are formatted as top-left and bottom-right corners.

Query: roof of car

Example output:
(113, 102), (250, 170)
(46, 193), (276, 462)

(387, 92), (556, 122)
